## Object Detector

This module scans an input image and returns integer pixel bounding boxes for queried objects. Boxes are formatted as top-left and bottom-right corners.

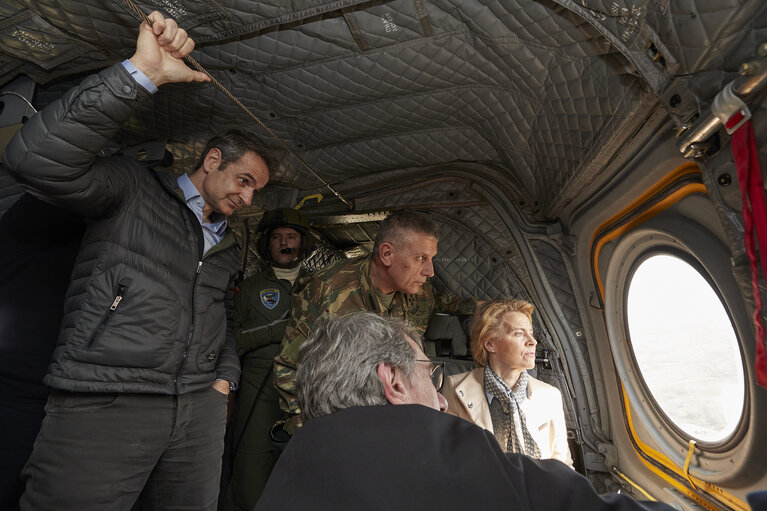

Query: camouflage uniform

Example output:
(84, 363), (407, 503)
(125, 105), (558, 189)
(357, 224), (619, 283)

(220, 265), (307, 511)
(274, 255), (477, 432)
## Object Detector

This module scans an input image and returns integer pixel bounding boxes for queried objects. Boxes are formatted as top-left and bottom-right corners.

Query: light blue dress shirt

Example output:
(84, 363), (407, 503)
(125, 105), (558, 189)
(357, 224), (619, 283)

(121, 59), (158, 94)
(176, 174), (227, 255)
(121, 60), (226, 255)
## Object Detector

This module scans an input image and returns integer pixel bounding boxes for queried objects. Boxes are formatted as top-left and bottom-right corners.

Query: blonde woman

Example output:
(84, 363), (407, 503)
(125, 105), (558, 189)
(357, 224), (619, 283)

(442, 299), (573, 466)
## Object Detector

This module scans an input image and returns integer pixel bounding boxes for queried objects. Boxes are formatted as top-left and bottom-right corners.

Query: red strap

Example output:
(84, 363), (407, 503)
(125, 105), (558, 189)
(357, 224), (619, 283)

(726, 109), (746, 131)
(731, 119), (767, 389)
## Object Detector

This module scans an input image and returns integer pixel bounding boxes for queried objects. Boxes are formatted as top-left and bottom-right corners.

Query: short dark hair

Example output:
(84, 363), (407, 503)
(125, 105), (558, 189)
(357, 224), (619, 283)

(372, 210), (439, 258)
(194, 128), (278, 174)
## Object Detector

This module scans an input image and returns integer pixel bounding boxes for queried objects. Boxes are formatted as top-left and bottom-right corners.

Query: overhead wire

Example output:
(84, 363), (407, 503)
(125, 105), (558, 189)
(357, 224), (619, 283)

(121, 0), (353, 209)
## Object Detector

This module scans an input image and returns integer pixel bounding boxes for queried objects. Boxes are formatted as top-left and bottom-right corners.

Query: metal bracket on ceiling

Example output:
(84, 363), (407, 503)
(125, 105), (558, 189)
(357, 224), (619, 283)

(0, 76), (37, 125)
(310, 211), (391, 226)
(676, 43), (767, 159)
(118, 141), (171, 165)
(0, 76), (37, 154)
(295, 194), (322, 210)
(711, 82), (751, 135)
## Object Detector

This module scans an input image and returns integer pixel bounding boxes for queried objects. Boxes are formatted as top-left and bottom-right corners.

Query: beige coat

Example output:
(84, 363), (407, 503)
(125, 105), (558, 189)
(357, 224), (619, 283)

(442, 367), (573, 467)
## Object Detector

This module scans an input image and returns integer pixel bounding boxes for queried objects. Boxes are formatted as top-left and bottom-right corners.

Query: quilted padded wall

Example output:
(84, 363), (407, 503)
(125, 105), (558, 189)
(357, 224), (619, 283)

(2, 0), (763, 220)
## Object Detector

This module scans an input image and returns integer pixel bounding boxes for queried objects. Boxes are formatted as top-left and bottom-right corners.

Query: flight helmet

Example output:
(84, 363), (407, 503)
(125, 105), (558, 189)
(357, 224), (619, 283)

(256, 208), (314, 267)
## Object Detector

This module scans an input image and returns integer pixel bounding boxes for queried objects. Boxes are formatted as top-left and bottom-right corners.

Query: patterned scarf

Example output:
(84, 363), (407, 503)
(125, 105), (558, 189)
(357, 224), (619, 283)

(484, 365), (541, 458)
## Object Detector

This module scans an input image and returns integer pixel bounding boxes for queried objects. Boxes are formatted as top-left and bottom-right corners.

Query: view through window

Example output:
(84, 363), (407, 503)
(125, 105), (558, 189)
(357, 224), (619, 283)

(627, 254), (745, 443)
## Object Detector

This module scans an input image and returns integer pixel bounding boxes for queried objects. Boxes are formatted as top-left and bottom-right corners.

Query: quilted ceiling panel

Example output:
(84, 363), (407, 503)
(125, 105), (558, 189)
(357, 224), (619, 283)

(1, 0), (764, 219)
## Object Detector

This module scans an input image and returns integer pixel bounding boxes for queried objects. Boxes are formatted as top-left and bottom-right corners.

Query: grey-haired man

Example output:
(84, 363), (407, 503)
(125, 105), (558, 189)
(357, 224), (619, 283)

(256, 313), (677, 511)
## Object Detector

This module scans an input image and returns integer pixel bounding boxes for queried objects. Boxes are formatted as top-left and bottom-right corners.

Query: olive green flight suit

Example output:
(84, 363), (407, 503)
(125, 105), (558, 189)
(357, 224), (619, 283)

(221, 266), (306, 511)
(273, 255), (477, 433)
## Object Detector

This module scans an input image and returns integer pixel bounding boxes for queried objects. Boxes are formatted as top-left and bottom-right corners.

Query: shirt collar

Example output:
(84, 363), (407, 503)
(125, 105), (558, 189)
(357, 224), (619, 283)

(176, 173), (227, 233)
(361, 256), (399, 313)
(177, 173), (200, 201)
(361, 255), (411, 313)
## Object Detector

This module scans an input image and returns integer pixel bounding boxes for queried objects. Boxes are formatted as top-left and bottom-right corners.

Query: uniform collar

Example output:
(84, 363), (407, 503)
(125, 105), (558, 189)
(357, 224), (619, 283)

(360, 256), (404, 313)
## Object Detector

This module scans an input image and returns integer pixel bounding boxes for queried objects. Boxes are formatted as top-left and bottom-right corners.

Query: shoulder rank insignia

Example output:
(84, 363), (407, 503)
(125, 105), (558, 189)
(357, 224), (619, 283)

(260, 288), (280, 310)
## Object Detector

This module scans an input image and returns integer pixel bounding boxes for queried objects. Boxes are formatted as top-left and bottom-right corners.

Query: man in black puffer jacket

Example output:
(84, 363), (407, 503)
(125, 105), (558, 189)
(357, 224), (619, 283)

(2, 12), (274, 511)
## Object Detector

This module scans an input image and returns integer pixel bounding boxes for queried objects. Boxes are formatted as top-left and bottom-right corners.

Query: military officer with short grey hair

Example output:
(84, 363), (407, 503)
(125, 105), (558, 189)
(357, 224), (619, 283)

(273, 210), (480, 435)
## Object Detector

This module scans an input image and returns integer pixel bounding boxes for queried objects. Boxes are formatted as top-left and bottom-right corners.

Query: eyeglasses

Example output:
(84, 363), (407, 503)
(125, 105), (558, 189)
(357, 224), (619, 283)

(415, 359), (445, 392)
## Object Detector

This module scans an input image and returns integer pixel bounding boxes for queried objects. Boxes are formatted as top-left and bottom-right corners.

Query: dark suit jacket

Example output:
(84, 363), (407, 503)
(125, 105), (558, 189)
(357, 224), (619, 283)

(255, 404), (676, 511)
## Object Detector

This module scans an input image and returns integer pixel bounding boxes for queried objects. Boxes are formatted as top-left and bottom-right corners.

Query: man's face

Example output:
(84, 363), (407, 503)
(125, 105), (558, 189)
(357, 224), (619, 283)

(202, 150), (269, 215)
(269, 226), (301, 266)
(387, 231), (438, 294)
(403, 336), (448, 412)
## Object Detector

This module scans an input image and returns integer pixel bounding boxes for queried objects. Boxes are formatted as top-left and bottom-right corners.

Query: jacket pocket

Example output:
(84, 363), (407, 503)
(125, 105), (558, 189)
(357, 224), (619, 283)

(196, 295), (227, 374)
(86, 278), (131, 348)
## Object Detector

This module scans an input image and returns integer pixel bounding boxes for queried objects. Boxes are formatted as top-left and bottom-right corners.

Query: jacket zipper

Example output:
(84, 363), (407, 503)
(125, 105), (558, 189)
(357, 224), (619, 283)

(86, 283), (127, 348)
(160, 172), (235, 392)
(172, 202), (206, 391)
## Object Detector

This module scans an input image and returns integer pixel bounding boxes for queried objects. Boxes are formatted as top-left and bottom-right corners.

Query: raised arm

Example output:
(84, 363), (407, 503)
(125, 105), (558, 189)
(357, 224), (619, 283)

(128, 11), (209, 86)
(2, 11), (208, 217)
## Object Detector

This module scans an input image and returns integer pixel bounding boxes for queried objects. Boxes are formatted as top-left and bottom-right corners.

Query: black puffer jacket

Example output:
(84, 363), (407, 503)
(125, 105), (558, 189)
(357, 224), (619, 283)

(2, 63), (240, 394)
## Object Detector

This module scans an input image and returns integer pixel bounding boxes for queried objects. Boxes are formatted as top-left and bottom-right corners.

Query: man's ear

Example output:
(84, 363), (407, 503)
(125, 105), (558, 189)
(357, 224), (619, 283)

(377, 242), (395, 268)
(377, 362), (408, 405)
(201, 147), (222, 173)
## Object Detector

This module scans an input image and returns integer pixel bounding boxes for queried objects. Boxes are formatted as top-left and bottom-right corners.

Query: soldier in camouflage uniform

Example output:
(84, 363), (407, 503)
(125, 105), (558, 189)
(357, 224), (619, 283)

(274, 210), (478, 434)
(220, 208), (313, 511)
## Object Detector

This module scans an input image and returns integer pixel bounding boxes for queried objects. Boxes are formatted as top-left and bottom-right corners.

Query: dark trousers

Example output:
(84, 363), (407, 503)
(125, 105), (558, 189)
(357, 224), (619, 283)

(219, 351), (282, 511)
(0, 397), (46, 510)
(20, 387), (228, 511)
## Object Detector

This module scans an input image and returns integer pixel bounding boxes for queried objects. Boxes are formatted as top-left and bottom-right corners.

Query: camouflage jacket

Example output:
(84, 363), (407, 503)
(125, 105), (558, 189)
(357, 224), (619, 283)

(273, 255), (477, 432)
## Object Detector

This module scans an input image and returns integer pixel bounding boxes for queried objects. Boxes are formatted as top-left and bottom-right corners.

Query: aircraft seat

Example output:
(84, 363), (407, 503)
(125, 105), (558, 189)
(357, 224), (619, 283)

(423, 313), (474, 377)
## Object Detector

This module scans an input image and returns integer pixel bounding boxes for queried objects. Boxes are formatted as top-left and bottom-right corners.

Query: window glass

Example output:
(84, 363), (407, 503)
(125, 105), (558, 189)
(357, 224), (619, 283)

(627, 254), (745, 443)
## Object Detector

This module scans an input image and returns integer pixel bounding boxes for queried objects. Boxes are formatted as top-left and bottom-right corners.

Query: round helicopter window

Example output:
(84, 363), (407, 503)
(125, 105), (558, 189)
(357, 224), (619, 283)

(626, 253), (745, 443)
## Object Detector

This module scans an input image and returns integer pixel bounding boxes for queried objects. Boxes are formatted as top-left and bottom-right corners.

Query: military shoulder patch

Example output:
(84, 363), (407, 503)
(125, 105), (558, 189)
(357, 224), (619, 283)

(260, 288), (280, 309)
